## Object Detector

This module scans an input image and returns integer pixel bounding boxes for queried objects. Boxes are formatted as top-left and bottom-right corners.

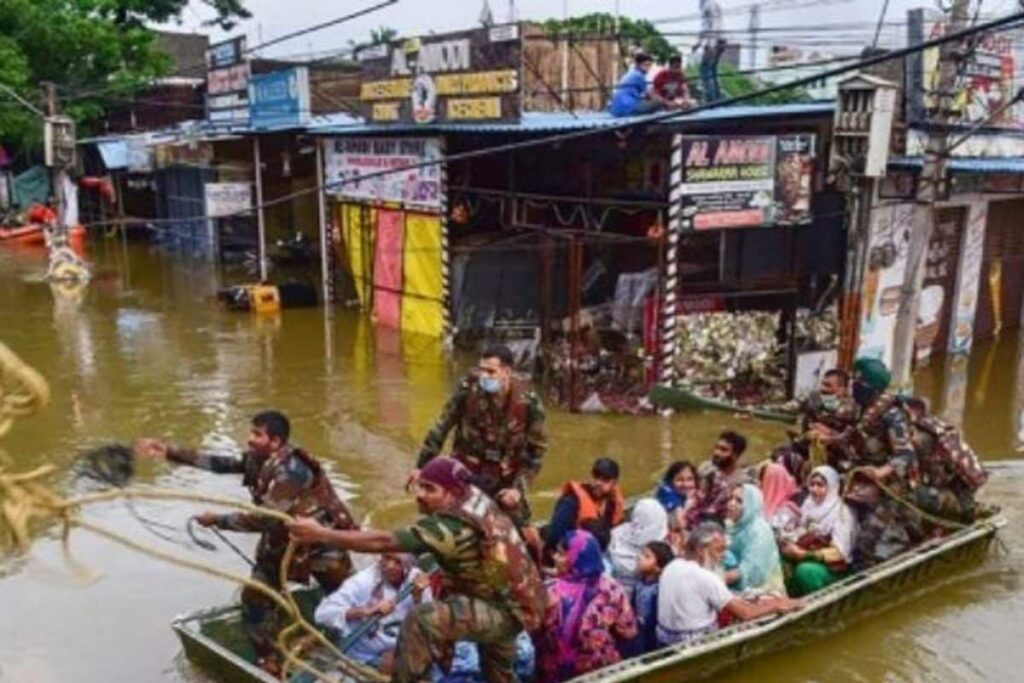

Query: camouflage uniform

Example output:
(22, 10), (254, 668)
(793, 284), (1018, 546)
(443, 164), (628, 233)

(418, 376), (546, 525)
(391, 486), (546, 683)
(839, 394), (923, 567)
(907, 412), (988, 523)
(774, 394), (861, 482)
(168, 445), (356, 660)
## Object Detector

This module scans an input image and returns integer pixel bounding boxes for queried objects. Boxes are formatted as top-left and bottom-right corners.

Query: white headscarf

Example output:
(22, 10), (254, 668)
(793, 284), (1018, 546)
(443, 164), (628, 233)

(799, 465), (857, 562)
(609, 498), (669, 577)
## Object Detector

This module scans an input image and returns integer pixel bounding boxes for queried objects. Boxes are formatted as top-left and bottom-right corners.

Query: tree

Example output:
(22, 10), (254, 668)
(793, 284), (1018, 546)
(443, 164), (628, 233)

(714, 64), (813, 105)
(542, 12), (675, 62)
(0, 0), (251, 152)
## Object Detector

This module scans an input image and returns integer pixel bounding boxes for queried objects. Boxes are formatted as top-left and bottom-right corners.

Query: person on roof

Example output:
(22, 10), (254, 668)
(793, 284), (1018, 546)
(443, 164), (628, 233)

(609, 50), (681, 117)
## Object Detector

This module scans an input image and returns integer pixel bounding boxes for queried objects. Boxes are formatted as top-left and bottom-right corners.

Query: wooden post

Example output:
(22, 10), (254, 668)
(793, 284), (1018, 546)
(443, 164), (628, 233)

(659, 133), (685, 415)
(252, 136), (268, 282)
(439, 137), (453, 344)
(316, 138), (332, 304)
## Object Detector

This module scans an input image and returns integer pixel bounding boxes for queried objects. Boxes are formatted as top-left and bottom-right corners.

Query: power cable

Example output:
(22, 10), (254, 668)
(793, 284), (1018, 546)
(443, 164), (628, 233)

(79, 10), (1024, 233)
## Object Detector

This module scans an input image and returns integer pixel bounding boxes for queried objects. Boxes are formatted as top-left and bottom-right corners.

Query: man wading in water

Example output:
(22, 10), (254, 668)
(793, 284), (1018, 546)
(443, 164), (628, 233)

(291, 457), (546, 683)
(135, 410), (356, 675)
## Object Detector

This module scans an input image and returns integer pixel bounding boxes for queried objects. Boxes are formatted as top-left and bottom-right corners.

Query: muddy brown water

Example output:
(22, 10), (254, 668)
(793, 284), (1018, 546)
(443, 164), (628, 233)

(0, 243), (1021, 682)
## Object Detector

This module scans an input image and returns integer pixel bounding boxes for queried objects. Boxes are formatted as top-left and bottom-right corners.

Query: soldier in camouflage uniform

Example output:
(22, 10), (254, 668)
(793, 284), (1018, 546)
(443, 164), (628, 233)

(841, 358), (924, 567)
(902, 397), (988, 523)
(775, 368), (861, 482)
(135, 410), (356, 674)
(415, 345), (546, 526)
(290, 457), (546, 683)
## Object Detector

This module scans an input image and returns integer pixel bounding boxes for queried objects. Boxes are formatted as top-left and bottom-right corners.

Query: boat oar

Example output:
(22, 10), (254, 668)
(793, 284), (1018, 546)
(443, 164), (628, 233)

(338, 556), (438, 654)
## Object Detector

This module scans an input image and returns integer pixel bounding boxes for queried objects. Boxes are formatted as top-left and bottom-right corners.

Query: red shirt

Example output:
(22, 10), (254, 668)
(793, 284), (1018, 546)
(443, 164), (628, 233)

(653, 69), (688, 100)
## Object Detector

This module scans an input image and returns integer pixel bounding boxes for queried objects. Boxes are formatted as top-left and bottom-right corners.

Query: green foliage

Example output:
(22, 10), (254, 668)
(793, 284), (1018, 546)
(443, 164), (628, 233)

(685, 64), (812, 105)
(0, 0), (250, 154)
(542, 12), (675, 62)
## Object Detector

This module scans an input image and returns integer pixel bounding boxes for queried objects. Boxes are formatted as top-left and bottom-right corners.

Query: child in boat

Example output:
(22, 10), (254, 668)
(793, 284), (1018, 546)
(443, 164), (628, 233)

(623, 541), (676, 657)
(608, 498), (669, 597)
(779, 465), (858, 597)
(536, 530), (638, 682)
(313, 552), (431, 670)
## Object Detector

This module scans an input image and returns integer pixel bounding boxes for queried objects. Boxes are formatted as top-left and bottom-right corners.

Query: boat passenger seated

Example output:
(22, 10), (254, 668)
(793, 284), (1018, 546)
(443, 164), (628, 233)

(623, 541), (675, 657)
(657, 523), (801, 647)
(696, 431), (751, 522)
(608, 498), (669, 596)
(543, 458), (625, 561)
(723, 484), (787, 595)
(777, 466), (858, 597)
(760, 460), (800, 524)
(313, 552), (430, 669)
(536, 530), (637, 682)
(440, 633), (535, 683)
(654, 460), (702, 539)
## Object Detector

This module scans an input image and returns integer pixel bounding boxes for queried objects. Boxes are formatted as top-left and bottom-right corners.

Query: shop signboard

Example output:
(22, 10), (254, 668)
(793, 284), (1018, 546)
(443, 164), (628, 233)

(678, 134), (816, 231)
(204, 182), (252, 218)
(206, 36), (250, 127)
(323, 136), (442, 208)
(356, 25), (522, 124)
(907, 8), (1024, 129)
(249, 67), (311, 130)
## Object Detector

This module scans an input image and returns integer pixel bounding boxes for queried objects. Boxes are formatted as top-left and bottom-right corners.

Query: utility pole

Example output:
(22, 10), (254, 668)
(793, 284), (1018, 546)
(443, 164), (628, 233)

(890, 0), (971, 386)
(748, 5), (761, 71)
(41, 82), (69, 246)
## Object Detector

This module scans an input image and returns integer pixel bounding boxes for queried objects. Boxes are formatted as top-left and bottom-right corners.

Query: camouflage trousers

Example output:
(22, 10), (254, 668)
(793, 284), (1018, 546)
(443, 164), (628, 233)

(912, 483), (977, 523)
(242, 549), (351, 661)
(392, 595), (521, 683)
(852, 497), (925, 568)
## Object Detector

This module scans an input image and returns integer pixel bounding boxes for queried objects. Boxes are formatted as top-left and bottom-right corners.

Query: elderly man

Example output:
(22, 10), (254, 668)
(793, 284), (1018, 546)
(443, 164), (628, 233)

(657, 522), (802, 646)
(135, 410), (356, 675)
(291, 457), (546, 683)
(414, 344), (546, 526)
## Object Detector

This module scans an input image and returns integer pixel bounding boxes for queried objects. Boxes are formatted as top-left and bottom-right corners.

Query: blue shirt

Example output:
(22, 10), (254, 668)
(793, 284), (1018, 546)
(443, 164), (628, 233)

(608, 68), (649, 116)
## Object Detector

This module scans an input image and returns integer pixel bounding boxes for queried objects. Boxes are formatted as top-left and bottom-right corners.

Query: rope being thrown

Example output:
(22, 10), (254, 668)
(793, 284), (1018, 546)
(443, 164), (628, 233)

(0, 342), (386, 683)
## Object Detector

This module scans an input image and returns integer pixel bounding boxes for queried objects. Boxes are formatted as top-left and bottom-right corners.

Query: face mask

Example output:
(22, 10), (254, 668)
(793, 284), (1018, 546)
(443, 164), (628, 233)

(852, 381), (875, 407)
(479, 376), (502, 394)
(821, 395), (840, 411)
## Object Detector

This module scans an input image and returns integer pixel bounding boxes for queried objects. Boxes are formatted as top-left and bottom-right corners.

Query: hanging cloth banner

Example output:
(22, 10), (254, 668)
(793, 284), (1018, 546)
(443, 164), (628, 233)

(374, 209), (404, 329)
(401, 212), (444, 338)
(342, 203), (374, 306)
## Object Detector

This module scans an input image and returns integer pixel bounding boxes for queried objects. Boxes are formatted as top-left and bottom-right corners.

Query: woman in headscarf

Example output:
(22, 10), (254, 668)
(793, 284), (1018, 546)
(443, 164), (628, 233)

(314, 553), (430, 668)
(724, 484), (787, 596)
(608, 498), (669, 595)
(780, 465), (858, 596)
(537, 530), (637, 682)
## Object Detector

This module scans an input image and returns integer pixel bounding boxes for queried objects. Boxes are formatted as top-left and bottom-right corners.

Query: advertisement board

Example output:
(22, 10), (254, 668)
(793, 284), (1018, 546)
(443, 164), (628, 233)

(204, 182), (252, 218)
(678, 134), (815, 230)
(206, 36), (250, 126)
(249, 67), (311, 130)
(323, 137), (442, 208)
(356, 25), (521, 124)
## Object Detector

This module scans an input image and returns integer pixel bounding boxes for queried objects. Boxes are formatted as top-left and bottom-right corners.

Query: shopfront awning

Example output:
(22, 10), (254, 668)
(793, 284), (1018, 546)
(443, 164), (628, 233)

(96, 140), (129, 170)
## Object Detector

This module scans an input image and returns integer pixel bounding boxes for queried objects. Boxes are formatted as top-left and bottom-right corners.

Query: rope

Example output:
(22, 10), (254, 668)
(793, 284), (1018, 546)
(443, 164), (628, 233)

(0, 342), (385, 683)
(846, 466), (969, 532)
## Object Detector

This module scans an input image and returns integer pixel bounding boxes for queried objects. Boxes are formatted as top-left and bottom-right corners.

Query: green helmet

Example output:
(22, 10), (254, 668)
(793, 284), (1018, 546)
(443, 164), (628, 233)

(852, 357), (891, 392)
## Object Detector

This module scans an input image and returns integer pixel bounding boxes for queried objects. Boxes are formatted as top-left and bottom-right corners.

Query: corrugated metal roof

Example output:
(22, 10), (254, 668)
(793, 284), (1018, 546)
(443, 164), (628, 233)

(307, 101), (836, 136)
(889, 156), (1024, 173)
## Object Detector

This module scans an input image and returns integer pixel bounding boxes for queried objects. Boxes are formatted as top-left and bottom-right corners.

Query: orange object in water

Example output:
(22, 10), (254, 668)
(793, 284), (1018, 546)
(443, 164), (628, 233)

(0, 224), (46, 246)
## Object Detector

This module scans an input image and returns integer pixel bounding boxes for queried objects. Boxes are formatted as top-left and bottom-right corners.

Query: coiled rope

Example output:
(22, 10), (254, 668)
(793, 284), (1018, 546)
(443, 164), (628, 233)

(0, 342), (386, 683)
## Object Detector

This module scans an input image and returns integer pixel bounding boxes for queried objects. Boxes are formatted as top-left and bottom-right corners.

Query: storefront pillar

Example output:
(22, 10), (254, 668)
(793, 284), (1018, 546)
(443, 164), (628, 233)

(252, 136), (268, 281)
(659, 133), (685, 415)
(316, 138), (333, 304)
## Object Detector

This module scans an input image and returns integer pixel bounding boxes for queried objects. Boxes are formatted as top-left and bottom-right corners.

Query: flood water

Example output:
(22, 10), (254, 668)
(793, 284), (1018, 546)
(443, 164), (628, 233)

(0, 240), (1021, 682)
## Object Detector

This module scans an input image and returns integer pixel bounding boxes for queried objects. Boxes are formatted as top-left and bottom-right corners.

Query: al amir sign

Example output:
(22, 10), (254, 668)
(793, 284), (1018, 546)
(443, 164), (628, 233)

(357, 25), (522, 124)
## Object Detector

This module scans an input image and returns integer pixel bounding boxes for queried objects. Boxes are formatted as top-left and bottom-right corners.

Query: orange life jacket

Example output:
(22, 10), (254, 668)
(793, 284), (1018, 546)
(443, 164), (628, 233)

(563, 480), (625, 528)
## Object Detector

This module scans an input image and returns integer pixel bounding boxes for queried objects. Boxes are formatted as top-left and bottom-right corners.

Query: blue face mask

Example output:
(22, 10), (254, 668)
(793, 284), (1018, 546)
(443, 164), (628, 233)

(479, 376), (502, 394)
(821, 395), (840, 412)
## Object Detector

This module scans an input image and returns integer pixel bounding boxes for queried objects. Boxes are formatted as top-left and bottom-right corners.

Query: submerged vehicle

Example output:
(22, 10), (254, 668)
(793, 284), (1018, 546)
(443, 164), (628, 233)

(172, 514), (1004, 682)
